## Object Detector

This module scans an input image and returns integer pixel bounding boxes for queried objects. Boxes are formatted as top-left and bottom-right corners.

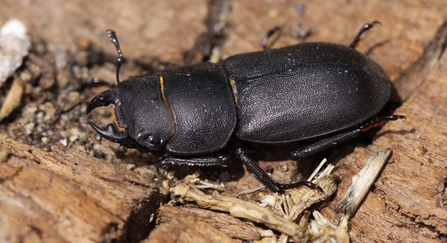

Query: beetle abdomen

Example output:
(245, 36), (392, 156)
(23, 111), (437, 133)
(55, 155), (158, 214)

(224, 43), (390, 143)
(162, 63), (237, 155)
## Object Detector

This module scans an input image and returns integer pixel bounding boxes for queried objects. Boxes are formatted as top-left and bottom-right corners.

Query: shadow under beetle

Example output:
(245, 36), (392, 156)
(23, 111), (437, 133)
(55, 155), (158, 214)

(86, 21), (405, 192)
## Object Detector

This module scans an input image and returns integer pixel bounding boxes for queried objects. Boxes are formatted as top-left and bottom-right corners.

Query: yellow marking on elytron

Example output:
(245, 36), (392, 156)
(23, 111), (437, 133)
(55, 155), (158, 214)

(228, 77), (238, 106)
(159, 75), (176, 136)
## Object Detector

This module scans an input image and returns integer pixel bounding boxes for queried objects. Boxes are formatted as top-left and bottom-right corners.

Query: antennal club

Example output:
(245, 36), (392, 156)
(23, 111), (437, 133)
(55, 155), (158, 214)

(106, 29), (124, 83)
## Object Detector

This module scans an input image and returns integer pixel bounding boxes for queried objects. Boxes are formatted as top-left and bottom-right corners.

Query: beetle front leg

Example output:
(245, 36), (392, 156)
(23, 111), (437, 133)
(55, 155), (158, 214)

(291, 115), (406, 160)
(162, 152), (231, 167)
(235, 144), (320, 193)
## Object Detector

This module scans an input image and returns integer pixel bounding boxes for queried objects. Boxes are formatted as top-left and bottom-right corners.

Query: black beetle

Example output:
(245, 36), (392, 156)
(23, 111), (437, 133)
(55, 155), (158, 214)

(86, 22), (405, 192)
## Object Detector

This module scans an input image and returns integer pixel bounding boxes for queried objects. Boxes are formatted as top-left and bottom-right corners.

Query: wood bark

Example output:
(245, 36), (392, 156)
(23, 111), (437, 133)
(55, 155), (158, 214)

(0, 138), (167, 243)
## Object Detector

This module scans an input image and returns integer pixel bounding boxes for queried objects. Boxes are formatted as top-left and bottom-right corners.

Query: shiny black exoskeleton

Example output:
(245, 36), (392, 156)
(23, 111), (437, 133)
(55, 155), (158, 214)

(86, 22), (404, 192)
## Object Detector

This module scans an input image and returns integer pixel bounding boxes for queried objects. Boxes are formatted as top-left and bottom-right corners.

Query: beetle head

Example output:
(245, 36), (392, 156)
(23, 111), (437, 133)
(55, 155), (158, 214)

(86, 89), (133, 145)
(86, 30), (173, 152)
(86, 78), (174, 152)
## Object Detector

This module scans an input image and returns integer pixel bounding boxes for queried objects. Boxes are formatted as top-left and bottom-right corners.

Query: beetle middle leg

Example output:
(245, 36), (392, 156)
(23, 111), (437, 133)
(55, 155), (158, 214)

(162, 152), (231, 167)
(290, 115), (406, 160)
(235, 144), (321, 193)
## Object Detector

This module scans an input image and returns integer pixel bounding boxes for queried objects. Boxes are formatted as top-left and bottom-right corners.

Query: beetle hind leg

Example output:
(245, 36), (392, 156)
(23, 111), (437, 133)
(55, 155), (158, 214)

(291, 115), (406, 160)
(235, 144), (321, 193)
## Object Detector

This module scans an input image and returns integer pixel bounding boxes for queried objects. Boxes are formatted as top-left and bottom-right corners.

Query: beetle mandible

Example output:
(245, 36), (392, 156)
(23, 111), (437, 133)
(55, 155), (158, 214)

(86, 21), (405, 192)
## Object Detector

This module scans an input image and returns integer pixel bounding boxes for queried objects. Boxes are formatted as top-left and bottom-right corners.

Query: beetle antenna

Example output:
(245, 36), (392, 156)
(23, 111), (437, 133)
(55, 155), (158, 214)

(350, 21), (381, 48)
(106, 29), (123, 83)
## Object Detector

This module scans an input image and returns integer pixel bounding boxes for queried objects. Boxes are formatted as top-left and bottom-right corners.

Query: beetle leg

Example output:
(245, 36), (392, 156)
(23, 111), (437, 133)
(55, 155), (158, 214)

(162, 152), (231, 167)
(349, 21), (381, 48)
(235, 144), (321, 193)
(260, 26), (281, 51)
(291, 115), (406, 160)
(86, 90), (120, 114)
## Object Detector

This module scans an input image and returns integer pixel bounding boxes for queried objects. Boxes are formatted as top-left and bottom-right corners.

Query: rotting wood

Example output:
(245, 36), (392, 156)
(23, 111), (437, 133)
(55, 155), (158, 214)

(158, 205), (261, 241)
(0, 138), (168, 243)
(171, 173), (337, 240)
(323, 61), (447, 240)
(392, 20), (447, 101)
(1, 1), (447, 242)
(146, 215), (236, 243)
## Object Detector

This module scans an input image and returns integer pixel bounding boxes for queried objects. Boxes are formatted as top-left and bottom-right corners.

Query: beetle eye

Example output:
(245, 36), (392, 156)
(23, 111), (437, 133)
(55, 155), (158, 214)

(146, 134), (161, 146)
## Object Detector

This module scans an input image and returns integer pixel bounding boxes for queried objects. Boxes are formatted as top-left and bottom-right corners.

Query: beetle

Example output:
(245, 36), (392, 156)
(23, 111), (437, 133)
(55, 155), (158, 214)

(86, 21), (405, 192)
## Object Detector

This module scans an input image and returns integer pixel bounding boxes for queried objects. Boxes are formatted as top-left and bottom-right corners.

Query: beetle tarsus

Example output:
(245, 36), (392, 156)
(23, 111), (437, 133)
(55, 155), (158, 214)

(350, 20), (381, 48)
(360, 114), (406, 132)
(278, 181), (323, 193)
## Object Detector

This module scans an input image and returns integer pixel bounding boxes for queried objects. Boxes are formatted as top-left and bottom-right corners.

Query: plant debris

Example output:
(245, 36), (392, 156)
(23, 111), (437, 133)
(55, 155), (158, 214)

(171, 149), (394, 242)
(0, 19), (31, 83)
